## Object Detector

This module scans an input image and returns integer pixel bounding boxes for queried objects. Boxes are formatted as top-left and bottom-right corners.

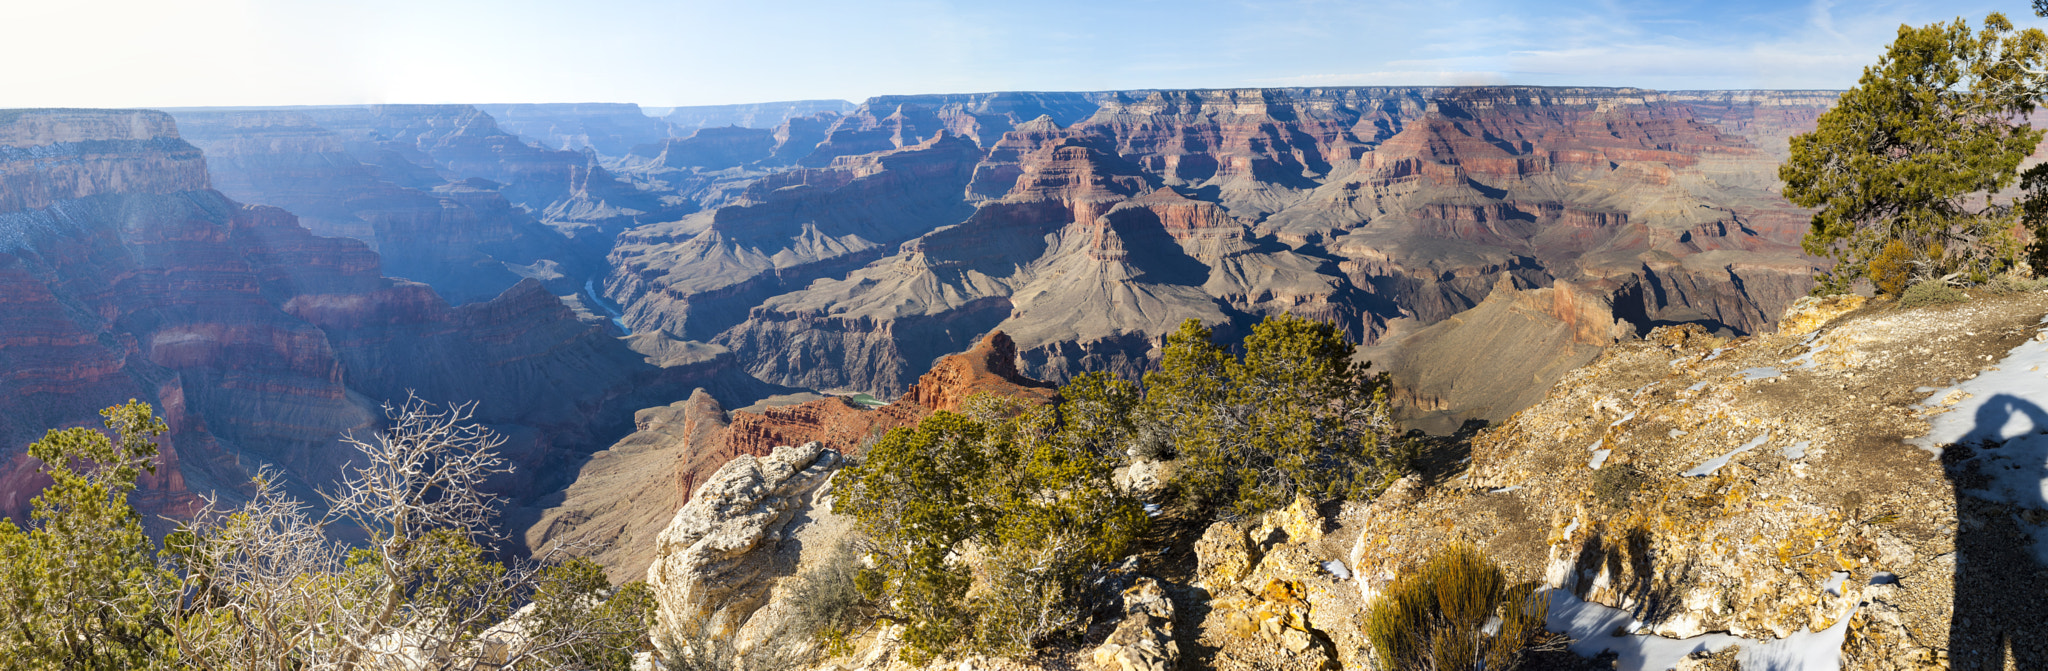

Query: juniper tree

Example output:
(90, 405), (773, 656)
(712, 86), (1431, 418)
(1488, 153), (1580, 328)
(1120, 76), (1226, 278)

(1142, 315), (1405, 516)
(1782, 12), (2048, 292)
(0, 401), (175, 671)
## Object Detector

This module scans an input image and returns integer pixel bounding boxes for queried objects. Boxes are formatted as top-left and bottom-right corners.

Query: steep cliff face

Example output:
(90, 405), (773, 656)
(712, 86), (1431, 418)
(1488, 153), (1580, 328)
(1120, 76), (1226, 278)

(800, 91), (1114, 165)
(0, 109), (731, 533)
(611, 87), (1830, 415)
(173, 110), (593, 303)
(631, 126), (778, 171)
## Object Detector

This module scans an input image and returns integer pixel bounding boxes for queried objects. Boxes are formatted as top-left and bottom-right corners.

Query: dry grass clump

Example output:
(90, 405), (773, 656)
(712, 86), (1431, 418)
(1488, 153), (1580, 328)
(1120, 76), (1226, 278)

(1985, 270), (2048, 294)
(1897, 280), (1966, 309)
(1363, 544), (1548, 671)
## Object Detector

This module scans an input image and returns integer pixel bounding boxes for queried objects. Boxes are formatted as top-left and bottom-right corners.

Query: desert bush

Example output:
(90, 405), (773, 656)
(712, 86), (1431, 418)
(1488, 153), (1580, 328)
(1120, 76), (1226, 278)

(1898, 280), (1968, 309)
(1143, 315), (1408, 516)
(1867, 239), (1917, 296)
(784, 540), (870, 657)
(1986, 269), (2048, 293)
(1363, 544), (1548, 671)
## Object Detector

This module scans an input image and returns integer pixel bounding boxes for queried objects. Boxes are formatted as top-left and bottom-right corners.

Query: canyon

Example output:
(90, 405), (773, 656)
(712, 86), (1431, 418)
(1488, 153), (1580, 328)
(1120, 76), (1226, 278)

(596, 87), (1831, 431)
(0, 109), (759, 529)
(1, 86), (1839, 544)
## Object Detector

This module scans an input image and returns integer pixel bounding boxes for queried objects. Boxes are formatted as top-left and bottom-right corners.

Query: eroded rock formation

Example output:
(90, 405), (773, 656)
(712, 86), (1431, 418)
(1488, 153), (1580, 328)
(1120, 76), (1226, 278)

(173, 110), (593, 303)
(0, 109), (729, 534)
(609, 87), (1829, 416)
(526, 331), (1054, 581)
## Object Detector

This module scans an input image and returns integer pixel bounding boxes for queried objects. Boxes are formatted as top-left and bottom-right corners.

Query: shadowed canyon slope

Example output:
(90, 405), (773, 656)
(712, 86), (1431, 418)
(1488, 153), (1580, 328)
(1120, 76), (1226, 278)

(0, 109), (759, 528)
(601, 87), (1833, 427)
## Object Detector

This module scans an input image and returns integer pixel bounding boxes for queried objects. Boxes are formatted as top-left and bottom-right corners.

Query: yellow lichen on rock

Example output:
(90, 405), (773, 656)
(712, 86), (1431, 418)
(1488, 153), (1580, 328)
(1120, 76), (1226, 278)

(1779, 294), (1868, 335)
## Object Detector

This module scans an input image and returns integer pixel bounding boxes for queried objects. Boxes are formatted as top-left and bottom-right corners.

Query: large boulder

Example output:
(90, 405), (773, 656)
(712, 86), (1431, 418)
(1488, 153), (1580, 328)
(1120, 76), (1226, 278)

(645, 442), (841, 648)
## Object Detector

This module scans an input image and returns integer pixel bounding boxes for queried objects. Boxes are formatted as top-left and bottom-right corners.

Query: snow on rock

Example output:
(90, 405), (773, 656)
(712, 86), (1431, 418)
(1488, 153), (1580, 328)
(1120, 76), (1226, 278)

(1683, 432), (1771, 477)
(1548, 590), (1854, 671)
(1782, 440), (1810, 460)
(1906, 320), (2048, 458)
(1733, 367), (1784, 381)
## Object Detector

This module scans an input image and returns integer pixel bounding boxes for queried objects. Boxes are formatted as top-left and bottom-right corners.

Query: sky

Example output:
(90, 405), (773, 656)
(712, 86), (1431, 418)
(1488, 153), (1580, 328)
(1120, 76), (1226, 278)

(2, 0), (2044, 109)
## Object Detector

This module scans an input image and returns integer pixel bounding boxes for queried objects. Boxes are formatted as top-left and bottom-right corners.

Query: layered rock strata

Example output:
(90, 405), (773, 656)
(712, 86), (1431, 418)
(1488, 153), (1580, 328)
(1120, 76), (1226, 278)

(525, 331), (1053, 581)
(620, 87), (1827, 411)
(0, 109), (730, 532)
(173, 110), (592, 303)
(660, 100), (858, 135)
(285, 105), (685, 248)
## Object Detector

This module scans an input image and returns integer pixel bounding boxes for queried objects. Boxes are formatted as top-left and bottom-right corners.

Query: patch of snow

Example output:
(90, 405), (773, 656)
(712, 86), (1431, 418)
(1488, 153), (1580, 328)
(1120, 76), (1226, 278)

(1683, 432), (1771, 477)
(1913, 386), (1939, 394)
(1783, 344), (1830, 371)
(1562, 518), (1580, 540)
(1782, 440), (1811, 460)
(1589, 449), (1612, 470)
(1322, 560), (1351, 581)
(1491, 485), (1524, 493)
(1547, 590), (1855, 671)
(1669, 429), (1688, 439)
(1142, 503), (1161, 518)
(1822, 572), (1848, 596)
(1687, 381), (1711, 392)
(1704, 347), (1727, 361)
(1906, 323), (2048, 458)
(1589, 438), (1605, 453)
(1733, 367), (1784, 381)
(1611, 410), (1638, 427)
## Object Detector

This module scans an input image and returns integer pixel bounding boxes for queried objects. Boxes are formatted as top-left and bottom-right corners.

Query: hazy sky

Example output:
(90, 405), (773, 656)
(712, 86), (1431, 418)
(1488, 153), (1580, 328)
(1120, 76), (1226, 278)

(2, 0), (2043, 108)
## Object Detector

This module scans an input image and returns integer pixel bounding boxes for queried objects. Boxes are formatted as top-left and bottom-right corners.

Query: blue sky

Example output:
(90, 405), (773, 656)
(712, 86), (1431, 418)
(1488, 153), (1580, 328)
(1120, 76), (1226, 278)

(2, 0), (2043, 108)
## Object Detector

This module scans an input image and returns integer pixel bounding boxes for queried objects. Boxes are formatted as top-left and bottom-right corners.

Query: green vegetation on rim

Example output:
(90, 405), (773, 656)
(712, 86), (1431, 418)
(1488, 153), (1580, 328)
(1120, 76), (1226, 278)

(1782, 11), (2048, 293)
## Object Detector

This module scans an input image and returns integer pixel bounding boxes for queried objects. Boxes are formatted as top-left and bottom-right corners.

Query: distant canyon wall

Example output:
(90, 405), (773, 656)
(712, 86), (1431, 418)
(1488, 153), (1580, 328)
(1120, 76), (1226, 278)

(598, 87), (1839, 417)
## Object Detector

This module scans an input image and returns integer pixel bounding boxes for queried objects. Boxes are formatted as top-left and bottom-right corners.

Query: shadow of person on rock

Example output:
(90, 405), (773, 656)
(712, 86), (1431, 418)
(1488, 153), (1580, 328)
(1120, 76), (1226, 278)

(1942, 393), (2048, 670)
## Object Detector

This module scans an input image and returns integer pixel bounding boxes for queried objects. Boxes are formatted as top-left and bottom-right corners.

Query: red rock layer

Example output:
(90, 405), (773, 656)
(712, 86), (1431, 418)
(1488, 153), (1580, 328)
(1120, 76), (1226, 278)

(676, 331), (1054, 503)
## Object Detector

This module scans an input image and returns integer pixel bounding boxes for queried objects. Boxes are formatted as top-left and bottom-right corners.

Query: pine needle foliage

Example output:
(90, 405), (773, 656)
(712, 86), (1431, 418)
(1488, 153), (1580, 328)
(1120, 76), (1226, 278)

(1363, 544), (1548, 671)
(1782, 12), (2048, 292)
(1143, 315), (1406, 516)
(0, 401), (175, 671)
(836, 382), (1148, 664)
